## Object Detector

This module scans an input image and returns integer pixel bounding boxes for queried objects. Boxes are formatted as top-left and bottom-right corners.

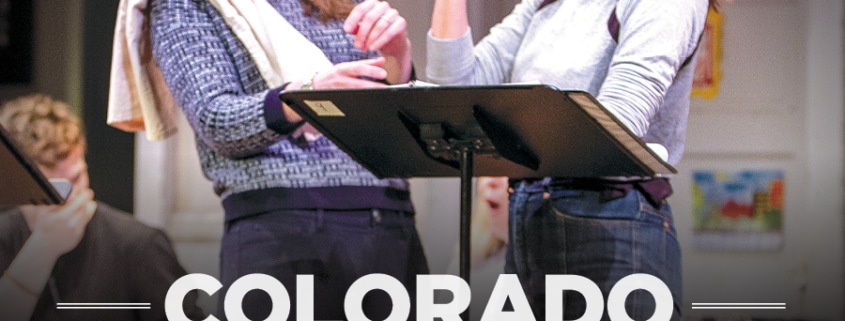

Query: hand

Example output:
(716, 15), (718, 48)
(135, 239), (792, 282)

(21, 187), (96, 258)
(309, 57), (390, 89)
(343, 0), (409, 58)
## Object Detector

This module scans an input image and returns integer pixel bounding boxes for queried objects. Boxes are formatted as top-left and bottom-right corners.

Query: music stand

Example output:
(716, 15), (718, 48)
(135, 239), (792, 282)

(0, 125), (69, 207)
(280, 84), (675, 318)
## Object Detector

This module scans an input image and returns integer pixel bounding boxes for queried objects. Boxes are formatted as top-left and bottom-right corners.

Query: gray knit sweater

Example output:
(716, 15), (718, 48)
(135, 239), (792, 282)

(150, 0), (409, 200)
(427, 0), (709, 166)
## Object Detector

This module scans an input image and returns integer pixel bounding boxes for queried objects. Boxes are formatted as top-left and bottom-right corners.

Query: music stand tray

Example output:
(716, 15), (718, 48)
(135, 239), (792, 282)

(280, 84), (675, 179)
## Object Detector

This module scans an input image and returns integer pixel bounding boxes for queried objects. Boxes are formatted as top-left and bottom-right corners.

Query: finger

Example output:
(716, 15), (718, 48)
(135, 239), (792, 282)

(76, 201), (96, 228)
(343, 0), (378, 34)
(321, 71), (389, 89)
(338, 77), (389, 89)
(336, 57), (388, 80)
(367, 14), (407, 52)
(61, 190), (93, 218)
(84, 201), (96, 223)
(353, 57), (387, 67)
(33, 205), (53, 222)
(333, 57), (386, 74)
(353, 1), (390, 50)
(73, 188), (95, 206)
(362, 8), (400, 51)
(69, 201), (96, 231)
(309, 59), (383, 90)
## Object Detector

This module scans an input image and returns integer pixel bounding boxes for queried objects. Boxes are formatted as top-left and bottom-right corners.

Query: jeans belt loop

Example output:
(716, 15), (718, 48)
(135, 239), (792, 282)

(541, 177), (552, 200)
(371, 208), (382, 226)
(316, 208), (325, 230)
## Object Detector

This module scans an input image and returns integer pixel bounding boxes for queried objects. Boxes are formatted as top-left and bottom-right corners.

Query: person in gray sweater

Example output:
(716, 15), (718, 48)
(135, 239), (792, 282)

(428, 0), (714, 319)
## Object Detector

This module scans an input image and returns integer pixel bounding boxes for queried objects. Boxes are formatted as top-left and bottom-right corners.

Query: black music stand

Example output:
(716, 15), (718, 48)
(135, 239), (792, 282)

(0, 125), (70, 207)
(280, 84), (675, 318)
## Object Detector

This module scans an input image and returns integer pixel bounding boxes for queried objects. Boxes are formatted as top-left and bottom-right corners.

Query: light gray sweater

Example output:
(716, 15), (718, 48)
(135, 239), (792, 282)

(427, 0), (709, 166)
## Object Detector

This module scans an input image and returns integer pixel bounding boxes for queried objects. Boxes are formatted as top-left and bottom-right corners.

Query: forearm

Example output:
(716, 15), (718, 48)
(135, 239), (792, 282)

(0, 236), (61, 321)
(383, 38), (413, 84)
(150, 0), (288, 158)
(431, 0), (468, 40)
(597, 0), (707, 136)
(428, 0), (537, 85)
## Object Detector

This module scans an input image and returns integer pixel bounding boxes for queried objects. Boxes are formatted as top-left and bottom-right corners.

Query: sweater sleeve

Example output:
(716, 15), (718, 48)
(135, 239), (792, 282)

(597, 0), (707, 137)
(426, 0), (543, 85)
(149, 0), (292, 159)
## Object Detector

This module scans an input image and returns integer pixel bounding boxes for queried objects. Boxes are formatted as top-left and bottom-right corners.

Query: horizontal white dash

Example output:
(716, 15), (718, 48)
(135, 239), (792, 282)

(691, 303), (786, 310)
(57, 303), (151, 310)
(692, 303), (785, 306)
(58, 303), (150, 306)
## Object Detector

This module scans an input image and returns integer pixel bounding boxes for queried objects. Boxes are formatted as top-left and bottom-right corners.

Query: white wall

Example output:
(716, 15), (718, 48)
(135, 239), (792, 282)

(672, 1), (844, 319)
(133, 0), (845, 319)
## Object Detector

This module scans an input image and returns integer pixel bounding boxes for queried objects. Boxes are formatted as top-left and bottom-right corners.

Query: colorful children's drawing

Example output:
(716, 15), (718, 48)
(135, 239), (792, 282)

(692, 169), (784, 250)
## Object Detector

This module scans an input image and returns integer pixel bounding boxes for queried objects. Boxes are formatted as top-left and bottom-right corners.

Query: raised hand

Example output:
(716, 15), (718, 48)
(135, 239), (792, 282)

(343, 0), (410, 59)
(21, 187), (96, 258)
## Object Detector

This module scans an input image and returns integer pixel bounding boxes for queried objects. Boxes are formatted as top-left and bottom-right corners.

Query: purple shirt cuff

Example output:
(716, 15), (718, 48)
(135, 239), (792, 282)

(263, 85), (303, 135)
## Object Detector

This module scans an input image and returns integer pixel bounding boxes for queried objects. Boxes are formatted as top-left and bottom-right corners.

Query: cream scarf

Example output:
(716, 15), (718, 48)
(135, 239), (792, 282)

(107, 0), (331, 141)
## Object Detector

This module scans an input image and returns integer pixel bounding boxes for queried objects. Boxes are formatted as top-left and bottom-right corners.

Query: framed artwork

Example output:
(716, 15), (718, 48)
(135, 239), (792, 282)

(691, 8), (722, 100)
(0, 0), (33, 85)
(692, 169), (784, 250)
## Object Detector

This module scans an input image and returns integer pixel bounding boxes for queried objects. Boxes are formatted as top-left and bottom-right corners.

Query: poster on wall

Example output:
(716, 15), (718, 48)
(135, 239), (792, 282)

(691, 8), (722, 100)
(692, 169), (784, 250)
(0, 0), (33, 85)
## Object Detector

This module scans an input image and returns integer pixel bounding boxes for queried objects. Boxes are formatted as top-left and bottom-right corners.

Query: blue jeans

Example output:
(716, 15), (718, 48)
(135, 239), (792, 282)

(506, 180), (682, 320)
(219, 208), (429, 320)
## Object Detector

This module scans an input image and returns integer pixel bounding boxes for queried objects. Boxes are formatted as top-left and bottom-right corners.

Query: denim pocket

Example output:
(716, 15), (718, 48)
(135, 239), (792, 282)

(548, 188), (640, 221)
(545, 188), (678, 239)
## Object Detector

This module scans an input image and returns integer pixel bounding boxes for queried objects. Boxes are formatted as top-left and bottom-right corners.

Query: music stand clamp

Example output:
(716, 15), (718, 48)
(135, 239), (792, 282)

(415, 122), (495, 284)
(404, 109), (539, 321)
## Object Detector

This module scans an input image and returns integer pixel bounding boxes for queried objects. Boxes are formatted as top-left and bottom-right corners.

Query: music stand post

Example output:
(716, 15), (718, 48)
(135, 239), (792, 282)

(458, 144), (474, 321)
(459, 146), (472, 285)
(413, 113), (519, 321)
(411, 105), (538, 287)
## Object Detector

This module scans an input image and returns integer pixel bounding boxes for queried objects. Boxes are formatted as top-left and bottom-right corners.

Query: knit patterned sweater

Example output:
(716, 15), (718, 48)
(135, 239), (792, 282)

(150, 0), (410, 211)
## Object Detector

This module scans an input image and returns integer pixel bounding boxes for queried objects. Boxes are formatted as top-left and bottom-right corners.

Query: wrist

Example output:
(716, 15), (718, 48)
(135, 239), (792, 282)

(382, 37), (411, 61)
(383, 38), (413, 84)
(4, 272), (39, 297)
(25, 233), (65, 261)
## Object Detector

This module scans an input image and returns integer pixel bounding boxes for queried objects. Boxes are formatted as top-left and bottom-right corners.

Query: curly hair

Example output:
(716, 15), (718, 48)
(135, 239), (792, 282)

(0, 94), (85, 169)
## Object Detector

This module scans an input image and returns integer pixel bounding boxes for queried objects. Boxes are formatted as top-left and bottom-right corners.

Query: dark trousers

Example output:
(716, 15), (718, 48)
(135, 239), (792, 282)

(219, 208), (429, 320)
